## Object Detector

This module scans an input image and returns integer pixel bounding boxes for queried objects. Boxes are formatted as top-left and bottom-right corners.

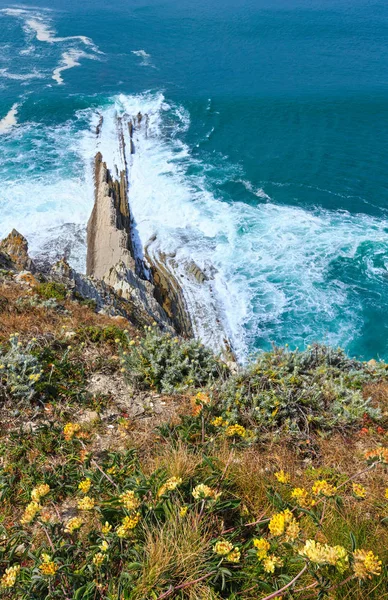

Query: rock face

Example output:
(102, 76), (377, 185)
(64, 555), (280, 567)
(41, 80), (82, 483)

(144, 241), (193, 337)
(86, 151), (191, 334)
(87, 153), (134, 279)
(51, 258), (172, 330)
(0, 230), (35, 273)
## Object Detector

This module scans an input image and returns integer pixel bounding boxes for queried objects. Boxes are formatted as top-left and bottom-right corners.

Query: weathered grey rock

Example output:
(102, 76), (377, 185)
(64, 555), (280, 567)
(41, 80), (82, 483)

(87, 153), (135, 279)
(0, 229), (36, 273)
(50, 257), (170, 329)
(86, 152), (177, 332)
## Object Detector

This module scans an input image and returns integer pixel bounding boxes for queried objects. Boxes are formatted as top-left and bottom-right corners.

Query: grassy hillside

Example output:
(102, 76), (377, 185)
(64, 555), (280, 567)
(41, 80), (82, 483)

(0, 276), (387, 599)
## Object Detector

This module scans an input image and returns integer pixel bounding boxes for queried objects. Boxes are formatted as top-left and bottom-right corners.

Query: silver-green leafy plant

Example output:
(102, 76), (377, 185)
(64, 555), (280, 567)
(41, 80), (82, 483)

(0, 334), (43, 403)
(119, 326), (227, 393)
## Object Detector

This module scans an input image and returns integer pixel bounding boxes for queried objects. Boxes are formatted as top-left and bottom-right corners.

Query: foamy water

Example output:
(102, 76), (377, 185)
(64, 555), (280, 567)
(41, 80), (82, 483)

(1, 3), (388, 360)
(79, 93), (388, 358)
(0, 7), (101, 86)
(0, 103), (18, 134)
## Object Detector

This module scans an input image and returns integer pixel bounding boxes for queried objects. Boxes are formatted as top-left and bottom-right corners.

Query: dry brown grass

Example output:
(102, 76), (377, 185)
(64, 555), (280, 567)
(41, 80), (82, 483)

(131, 512), (213, 599)
(0, 280), (134, 343)
(143, 439), (202, 481)
(364, 380), (388, 416)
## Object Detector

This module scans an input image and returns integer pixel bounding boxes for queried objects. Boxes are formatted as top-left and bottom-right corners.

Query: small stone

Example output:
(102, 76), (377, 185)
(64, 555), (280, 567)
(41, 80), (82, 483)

(78, 410), (99, 424)
(14, 271), (39, 287)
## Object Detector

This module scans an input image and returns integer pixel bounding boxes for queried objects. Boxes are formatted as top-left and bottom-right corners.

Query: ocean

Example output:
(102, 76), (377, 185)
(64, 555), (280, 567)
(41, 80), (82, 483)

(0, 0), (388, 361)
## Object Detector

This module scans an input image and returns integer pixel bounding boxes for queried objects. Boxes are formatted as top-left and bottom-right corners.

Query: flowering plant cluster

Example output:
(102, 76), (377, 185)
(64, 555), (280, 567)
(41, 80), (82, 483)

(0, 318), (387, 599)
(0, 408), (386, 600)
(0, 334), (43, 403)
(118, 326), (226, 393)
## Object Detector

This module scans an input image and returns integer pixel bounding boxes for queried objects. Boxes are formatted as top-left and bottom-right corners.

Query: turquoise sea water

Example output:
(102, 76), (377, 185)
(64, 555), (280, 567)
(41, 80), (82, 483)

(0, 0), (388, 360)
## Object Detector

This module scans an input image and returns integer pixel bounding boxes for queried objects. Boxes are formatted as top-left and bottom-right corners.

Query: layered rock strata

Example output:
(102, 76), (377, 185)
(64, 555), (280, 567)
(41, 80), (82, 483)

(87, 112), (234, 356)
(86, 152), (180, 332)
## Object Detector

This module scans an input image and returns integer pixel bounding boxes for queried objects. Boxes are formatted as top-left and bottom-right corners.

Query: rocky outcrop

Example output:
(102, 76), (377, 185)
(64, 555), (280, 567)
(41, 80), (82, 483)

(0, 230), (35, 273)
(87, 113), (232, 353)
(86, 152), (177, 331)
(87, 152), (134, 279)
(51, 258), (169, 328)
(0, 229), (172, 331)
(144, 240), (193, 337)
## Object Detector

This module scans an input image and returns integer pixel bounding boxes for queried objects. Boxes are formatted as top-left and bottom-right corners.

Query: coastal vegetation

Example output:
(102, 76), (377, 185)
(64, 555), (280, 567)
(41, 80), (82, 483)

(0, 276), (387, 599)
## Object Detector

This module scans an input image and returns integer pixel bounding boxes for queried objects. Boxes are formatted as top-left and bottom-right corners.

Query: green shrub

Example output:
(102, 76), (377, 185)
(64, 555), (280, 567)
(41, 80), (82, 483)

(0, 334), (43, 403)
(213, 344), (382, 438)
(119, 327), (227, 393)
(73, 291), (97, 311)
(76, 325), (128, 346)
(35, 282), (67, 301)
(16, 294), (69, 314)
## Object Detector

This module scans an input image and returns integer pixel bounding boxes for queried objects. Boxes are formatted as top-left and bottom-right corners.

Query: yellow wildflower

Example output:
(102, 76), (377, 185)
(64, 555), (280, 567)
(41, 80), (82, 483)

(192, 483), (220, 501)
(291, 487), (315, 508)
(101, 521), (112, 534)
(268, 509), (294, 537)
(274, 470), (290, 484)
(179, 506), (188, 517)
(213, 540), (234, 556)
(385, 488), (388, 499)
(211, 416), (228, 427)
(225, 424), (247, 438)
(326, 546), (349, 574)
(117, 513), (141, 538)
(300, 540), (349, 572)
(253, 538), (270, 560)
(99, 540), (109, 552)
(312, 479), (337, 497)
(77, 496), (95, 510)
(41, 553), (51, 563)
(20, 501), (41, 525)
(263, 555), (283, 573)
(31, 483), (50, 502)
(0, 565), (20, 588)
(119, 490), (140, 511)
(63, 422), (81, 441)
(364, 447), (388, 465)
(352, 483), (366, 499)
(300, 539), (329, 565)
(64, 517), (83, 534)
(93, 552), (105, 566)
(157, 476), (183, 497)
(116, 525), (130, 538)
(285, 519), (300, 542)
(39, 555), (57, 576)
(227, 547), (241, 563)
(107, 466), (117, 475)
(122, 513), (141, 528)
(353, 550), (382, 580)
(78, 478), (92, 494)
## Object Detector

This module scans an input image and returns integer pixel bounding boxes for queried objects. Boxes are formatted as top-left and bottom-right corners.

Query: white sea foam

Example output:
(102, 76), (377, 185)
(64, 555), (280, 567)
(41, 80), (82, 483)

(0, 68), (44, 80)
(1, 7), (101, 52)
(0, 103), (18, 134)
(240, 179), (271, 200)
(25, 17), (97, 49)
(131, 50), (154, 67)
(52, 49), (96, 85)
